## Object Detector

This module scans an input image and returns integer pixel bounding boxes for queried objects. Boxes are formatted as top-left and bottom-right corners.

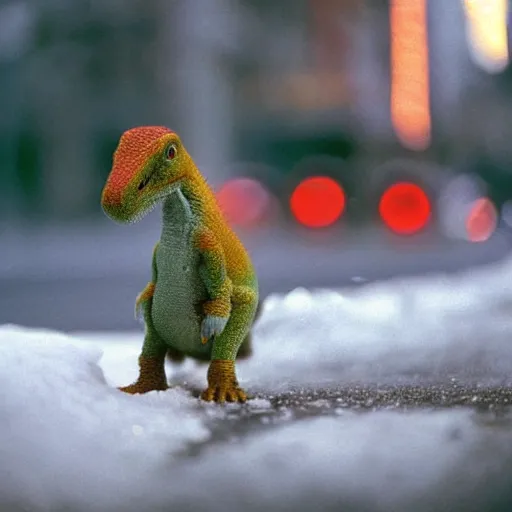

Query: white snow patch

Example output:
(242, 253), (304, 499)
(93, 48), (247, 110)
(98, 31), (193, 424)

(0, 325), (209, 511)
(245, 257), (512, 389)
(174, 409), (482, 511)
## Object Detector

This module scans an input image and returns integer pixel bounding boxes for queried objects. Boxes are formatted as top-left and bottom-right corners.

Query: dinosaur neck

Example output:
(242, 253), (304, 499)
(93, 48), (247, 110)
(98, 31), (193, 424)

(160, 165), (218, 244)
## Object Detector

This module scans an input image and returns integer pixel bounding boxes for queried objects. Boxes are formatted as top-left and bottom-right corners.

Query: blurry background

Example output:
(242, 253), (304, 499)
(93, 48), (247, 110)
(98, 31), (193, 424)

(1, 0), (512, 330)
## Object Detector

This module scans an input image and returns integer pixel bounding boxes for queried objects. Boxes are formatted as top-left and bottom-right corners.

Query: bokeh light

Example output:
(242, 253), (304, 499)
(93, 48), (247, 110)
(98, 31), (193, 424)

(390, 0), (431, 150)
(290, 176), (346, 228)
(466, 197), (498, 242)
(217, 178), (271, 228)
(379, 182), (431, 234)
(463, 0), (509, 73)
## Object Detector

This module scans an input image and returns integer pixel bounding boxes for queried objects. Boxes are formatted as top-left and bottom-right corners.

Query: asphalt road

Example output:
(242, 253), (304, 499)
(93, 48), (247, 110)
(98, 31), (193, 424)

(186, 380), (512, 451)
(1, 224), (511, 331)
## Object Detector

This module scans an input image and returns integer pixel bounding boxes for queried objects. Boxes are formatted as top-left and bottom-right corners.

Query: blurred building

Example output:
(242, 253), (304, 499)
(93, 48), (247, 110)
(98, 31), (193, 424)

(1, 0), (512, 227)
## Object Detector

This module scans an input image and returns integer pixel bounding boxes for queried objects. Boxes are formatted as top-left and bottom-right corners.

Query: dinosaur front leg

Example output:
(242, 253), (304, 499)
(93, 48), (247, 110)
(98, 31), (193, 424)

(201, 296), (257, 403)
(195, 228), (232, 345)
(235, 294), (262, 360)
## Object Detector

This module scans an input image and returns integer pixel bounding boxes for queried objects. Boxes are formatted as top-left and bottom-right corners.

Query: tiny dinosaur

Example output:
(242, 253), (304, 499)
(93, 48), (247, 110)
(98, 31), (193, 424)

(101, 126), (259, 403)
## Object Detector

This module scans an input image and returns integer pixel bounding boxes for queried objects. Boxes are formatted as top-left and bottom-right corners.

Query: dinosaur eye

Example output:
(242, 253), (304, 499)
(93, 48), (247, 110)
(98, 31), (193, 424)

(166, 144), (177, 160)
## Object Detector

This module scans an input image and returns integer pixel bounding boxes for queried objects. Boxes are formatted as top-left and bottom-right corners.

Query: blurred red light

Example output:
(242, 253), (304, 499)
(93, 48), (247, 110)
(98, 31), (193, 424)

(379, 182), (431, 234)
(466, 197), (497, 242)
(290, 176), (345, 228)
(217, 178), (271, 228)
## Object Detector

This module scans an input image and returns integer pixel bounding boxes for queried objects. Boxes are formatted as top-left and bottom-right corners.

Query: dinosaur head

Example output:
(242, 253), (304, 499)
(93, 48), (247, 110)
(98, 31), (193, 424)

(101, 126), (189, 223)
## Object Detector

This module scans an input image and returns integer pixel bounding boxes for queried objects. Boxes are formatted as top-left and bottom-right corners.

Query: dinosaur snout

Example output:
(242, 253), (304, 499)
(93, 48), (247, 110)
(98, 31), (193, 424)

(101, 182), (134, 223)
(101, 193), (119, 219)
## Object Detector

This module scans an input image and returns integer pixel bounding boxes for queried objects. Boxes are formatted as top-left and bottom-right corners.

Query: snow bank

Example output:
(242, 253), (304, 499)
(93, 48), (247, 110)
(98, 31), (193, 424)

(0, 325), (209, 511)
(244, 256), (512, 390)
(172, 408), (501, 512)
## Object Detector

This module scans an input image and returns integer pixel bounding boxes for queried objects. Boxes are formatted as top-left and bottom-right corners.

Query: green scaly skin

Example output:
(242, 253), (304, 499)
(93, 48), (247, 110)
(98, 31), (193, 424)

(101, 126), (259, 403)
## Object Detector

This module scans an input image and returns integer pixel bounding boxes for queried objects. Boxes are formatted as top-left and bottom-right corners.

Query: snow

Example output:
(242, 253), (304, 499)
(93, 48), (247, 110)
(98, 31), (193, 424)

(2, 255), (512, 511)
(185, 410), (483, 512)
(0, 326), (210, 511)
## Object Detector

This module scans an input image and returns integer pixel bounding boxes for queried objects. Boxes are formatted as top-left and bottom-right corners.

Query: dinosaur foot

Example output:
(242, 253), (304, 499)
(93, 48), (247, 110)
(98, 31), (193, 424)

(118, 355), (168, 395)
(200, 360), (247, 403)
(118, 382), (168, 394)
(201, 385), (247, 403)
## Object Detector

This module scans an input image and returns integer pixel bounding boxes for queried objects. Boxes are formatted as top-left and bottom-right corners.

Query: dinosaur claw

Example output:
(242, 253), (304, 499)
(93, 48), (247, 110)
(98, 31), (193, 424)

(200, 385), (247, 403)
(200, 387), (215, 401)
(201, 315), (228, 340)
(200, 360), (247, 404)
(225, 388), (245, 402)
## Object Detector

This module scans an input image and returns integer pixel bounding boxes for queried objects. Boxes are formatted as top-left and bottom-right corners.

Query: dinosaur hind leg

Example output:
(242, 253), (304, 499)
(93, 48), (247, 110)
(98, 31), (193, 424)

(119, 303), (169, 394)
(166, 346), (186, 364)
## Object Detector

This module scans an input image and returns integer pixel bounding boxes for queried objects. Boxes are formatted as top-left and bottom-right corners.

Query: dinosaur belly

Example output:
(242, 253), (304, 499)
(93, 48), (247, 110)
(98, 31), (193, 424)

(151, 243), (210, 358)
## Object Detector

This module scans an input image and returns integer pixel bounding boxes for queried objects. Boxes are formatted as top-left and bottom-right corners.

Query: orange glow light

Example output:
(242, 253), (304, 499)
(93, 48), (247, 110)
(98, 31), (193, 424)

(290, 176), (346, 228)
(390, 0), (431, 151)
(379, 182), (431, 234)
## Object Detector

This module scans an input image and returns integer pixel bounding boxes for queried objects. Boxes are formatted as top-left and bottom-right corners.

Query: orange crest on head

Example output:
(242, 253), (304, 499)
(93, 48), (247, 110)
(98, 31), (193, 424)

(103, 126), (174, 206)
